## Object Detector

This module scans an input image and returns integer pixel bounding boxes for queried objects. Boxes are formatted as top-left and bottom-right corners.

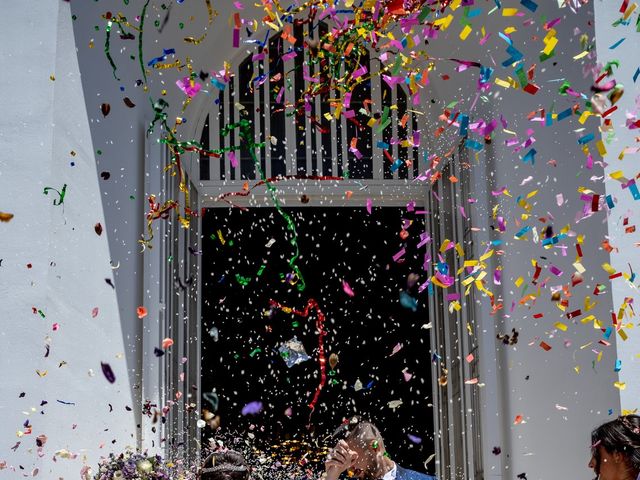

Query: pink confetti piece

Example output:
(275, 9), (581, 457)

(176, 77), (202, 98)
(366, 198), (373, 214)
(466, 353), (475, 363)
(229, 151), (238, 168)
(403, 370), (413, 382)
(91, 307), (99, 318)
(549, 265), (563, 276)
(342, 280), (355, 297)
(393, 248), (406, 262)
(390, 343), (404, 356)
(233, 28), (240, 48)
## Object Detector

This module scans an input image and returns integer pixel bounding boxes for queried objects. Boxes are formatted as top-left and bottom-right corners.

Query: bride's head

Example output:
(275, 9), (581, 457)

(589, 415), (640, 480)
(199, 450), (250, 480)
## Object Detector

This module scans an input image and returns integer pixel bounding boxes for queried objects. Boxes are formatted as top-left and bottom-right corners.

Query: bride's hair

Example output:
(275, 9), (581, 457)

(591, 415), (640, 476)
(199, 450), (250, 480)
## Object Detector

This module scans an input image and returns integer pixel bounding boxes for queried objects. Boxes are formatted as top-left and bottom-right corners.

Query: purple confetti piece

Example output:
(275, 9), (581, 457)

(241, 401), (263, 415)
(407, 434), (423, 444)
(101, 362), (116, 384)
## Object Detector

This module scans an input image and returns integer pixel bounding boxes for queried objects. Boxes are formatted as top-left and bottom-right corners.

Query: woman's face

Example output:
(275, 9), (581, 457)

(588, 446), (624, 480)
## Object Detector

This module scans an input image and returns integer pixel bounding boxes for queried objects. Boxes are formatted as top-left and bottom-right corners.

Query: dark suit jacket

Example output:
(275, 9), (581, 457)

(395, 465), (437, 480)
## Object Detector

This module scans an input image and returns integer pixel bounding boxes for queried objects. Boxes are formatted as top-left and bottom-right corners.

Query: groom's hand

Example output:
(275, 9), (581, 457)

(324, 440), (356, 480)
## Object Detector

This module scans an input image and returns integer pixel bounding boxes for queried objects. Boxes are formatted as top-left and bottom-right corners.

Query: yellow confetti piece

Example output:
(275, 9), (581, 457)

(480, 249), (494, 261)
(334, 103), (343, 119)
(449, 301), (462, 312)
(433, 14), (453, 29)
(602, 263), (617, 275)
(450, 0), (462, 10)
(504, 26), (517, 35)
(460, 24), (472, 40)
(614, 381), (627, 391)
(515, 276), (524, 287)
(574, 366), (581, 374)
(573, 51), (589, 60)
(573, 262), (586, 274)
(597, 351), (603, 363)
(542, 36), (558, 55)
(439, 239), (451, 253)
(578, 111), (592, 124)
(555, 322), (568, 332)
(618, 329), (628, 341)
(623, 2), (637, 20)
(495, 77), (512, 88)
(596, 140), (607, 156)
(455, 242), (465, 258)
(502, 8), (519, 15)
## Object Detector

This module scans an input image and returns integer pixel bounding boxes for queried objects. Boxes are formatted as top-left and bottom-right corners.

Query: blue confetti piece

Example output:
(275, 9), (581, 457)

(604, 327), (612, 340)
(211, 78), (226, 91)
(615, 359), (622, 372)
(520, 0), (538, 12)
(609, 38), (626, 49)
(468, 8), (482, 18)
(459, 114), (469, 136)
(498, 32), (513, 45)
(606, 194), (615, 209)
(629, 182), (640, 200)
(557, 108), (572, 121)
(494, 0), (502, 9)
(522, 148), (536, 165)
(377, 141), (390, 149)
(633, 67), (640, 83)
(545, 113), (553, 126)
(465, 139), (483, 151)
(480, 65), (494, 84)
(514, 226), (531, 238)
(390, 159), (403, 173)
(577, 133), (595, 144)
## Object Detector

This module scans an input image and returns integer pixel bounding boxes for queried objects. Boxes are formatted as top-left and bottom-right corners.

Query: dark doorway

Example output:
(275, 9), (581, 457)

(201, 206), (435, 474)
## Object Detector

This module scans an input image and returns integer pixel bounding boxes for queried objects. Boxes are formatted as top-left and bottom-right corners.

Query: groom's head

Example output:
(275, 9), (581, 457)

(199, 450), (250, 480)
(332, 417), (387, 480)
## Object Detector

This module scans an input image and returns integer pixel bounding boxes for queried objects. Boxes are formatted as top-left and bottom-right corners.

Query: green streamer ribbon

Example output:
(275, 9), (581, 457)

(138, 0), (151, 84)
(104, 21), (120, 81)
(43, 184), (67, 206)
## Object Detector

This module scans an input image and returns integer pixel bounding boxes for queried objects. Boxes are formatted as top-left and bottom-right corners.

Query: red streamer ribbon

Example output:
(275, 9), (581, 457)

(269, 298), (328, 425)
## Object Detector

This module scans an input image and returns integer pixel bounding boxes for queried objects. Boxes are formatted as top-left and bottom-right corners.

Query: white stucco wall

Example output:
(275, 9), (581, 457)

(0, 2), (136, 476)
(594, 0), (640, 414)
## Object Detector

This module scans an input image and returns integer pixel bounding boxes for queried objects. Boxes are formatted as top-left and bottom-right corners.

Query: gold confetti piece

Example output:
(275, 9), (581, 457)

(554, 322), (568, 332)
(36, 370), (48, 377)
(614, 381), (627, 390)
(0, 211), (14, 222)
(49, 75), (55, 81)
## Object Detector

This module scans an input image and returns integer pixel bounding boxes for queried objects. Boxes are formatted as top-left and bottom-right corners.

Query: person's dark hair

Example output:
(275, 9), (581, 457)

(591, 415), (640, 475)
(199, 450), (250, 480)
(332, 416), (384, 449)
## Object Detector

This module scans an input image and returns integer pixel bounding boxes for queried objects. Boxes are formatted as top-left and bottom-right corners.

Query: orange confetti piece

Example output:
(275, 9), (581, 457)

(137, 306), (148, 319)
(514, 414), (524, 425)
(162, 338), (174, 349)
